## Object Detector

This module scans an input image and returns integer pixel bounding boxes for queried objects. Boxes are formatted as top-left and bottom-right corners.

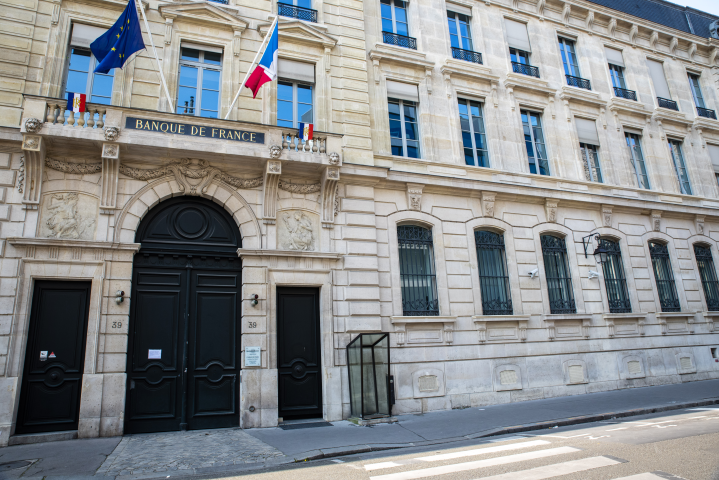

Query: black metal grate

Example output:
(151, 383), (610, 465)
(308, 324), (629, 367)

(566, 74), (591, 90)
(541, 235), (576, 314)
(600, 239), (631, 313)
(452, 47), (482, 64)
(512, 62), (540, 78)
(697, 107), (717, 120)
(398, 225), (439, 316)
(649, 241), (681, 312)
(278, 2), (318, 22)
(658, 97), (678, 111)
(614, 87), (637, 101)
(383, 31), (417, 50)
(694, 245), (719, 311)
(475, 230), (513, 315)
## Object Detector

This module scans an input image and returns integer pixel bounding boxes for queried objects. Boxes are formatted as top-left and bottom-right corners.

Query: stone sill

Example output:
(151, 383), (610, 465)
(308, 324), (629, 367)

(544, 314), (591, 341)
(656, 311), (697, 335)
(472, 315), (530, 343)
(603, 313), (647, 337)
(390, 316), (457, 346)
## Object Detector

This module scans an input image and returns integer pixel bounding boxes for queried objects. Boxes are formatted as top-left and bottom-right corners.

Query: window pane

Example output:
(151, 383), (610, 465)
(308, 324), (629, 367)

(464, 148), (475, 166)
(177, 86), (197, 114)
(297, 0), (312, 8)
(69, 48), (91, 72)
(297, 84), (312, 104)
(278, 82), (293, 101)
(406, 142), (419, 158)
(388, 100), (401, 119)
(382, 18), (394, 32)
(66, 71), (89, 94)
(203, 51), (222, 65)
(391, 138), (403, 156)
(201, 89), (218, 111)
(181, 48), (200, 61)
(277, 99), (293, 125)
(90, 73), (114, 103)
(202, 69), (220, 91)
(396, 21), (408, 36)
(299, 103), (313, 123)
(389, 119), (402, 138)
(403, 103), (417, 121)
(179, 65), (198, 87)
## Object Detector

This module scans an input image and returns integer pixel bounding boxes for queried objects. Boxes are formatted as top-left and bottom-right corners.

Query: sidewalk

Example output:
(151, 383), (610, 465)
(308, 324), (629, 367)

(0, 379), (717, 479)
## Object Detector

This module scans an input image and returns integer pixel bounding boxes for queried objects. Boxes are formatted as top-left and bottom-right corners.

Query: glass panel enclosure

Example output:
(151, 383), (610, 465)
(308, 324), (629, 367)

(475, 230), (513, 315)
(541, 235), (576, 314)
(347, 333), (390, 419)
(600, 238), (631, 313)
(649, 241), (681, 312)
(398, 225), (439, 316)
(694, 244), (719, 311)
(458, 98), (489, 167)
(521, 110), (549, 175)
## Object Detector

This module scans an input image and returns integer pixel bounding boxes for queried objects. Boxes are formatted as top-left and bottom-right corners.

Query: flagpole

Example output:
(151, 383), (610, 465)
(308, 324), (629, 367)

(136, 0), (175, 112)
(224, 16), (278, 120)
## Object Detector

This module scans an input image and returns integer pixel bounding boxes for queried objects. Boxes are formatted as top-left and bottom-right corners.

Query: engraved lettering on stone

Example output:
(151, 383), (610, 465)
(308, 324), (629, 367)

(24, 118), (43, 133)
(279, 211), (316, 251)
(103, 126), (120, 142)
(42, 193), (96, 240)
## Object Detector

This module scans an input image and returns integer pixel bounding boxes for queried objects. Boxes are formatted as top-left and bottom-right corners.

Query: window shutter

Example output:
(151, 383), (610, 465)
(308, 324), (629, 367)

(646, 59), (671, 99)
(446, 2), (472, 16)
(708, 144), (719, 174)
(386, 80), (419, 102)
(70, 23), (107, 49)
(575, 118), (599, 145)
(181, 42), (223, 54)
(504, 19), (531, 52)
(604, 47), (625, 67)
(278, 59), (315, 84)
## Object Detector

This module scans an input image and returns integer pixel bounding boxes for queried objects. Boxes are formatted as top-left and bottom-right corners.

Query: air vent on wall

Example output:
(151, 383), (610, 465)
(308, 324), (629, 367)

(627, 360), (642, 375)
(500, 370), (517, 385)
(680, 357), (693, 370)
(568, 365), (584, 383)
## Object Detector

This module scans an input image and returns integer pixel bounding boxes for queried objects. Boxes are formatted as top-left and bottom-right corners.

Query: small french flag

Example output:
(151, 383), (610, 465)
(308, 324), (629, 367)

(298, 122), (313, 142)
(66, 92), (87, 113)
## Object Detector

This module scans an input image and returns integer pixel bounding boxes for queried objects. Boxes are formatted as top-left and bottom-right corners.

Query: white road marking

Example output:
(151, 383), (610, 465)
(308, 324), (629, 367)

(470, 456), (621, 480)
(542, 433), (590, 439)
(606, 427), (628, 431)
(651, 425), (676, 429)
(368, 447), (580, 480)
(611, 473), (684, 480)
(633, 420), (676, 427)
(686, 407), (719, 411)
(365, 462), (404, 471)
(330, 459), (344, 463)
(687, 416), (707, 419)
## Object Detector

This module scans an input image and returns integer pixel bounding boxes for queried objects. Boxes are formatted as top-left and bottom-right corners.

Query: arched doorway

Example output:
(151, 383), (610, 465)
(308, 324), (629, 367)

(125, 197), (242, 434)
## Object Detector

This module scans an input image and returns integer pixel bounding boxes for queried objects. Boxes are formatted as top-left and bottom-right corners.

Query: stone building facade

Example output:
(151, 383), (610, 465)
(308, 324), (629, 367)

(0, 0), (718, 444)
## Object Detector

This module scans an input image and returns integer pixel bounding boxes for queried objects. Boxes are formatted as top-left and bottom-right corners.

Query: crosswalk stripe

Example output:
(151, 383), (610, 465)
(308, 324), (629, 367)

(471, 456), (621, 480)
(364, 440), (551, 471)
(368, 447), (580, 480)
(611, 473), (685, 480)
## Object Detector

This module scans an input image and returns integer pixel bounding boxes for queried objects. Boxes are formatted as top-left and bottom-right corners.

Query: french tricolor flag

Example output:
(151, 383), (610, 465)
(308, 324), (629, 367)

(66, 92), (86, 113)
(246, 22), (278, 98)
(299, 122), (313, 141)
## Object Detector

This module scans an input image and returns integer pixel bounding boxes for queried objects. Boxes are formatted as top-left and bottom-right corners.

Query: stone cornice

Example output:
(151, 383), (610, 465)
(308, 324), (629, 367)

(258, 18), (337, 49)
(503, 74), (557, 95)
(237, 249), (342, 259)
(159, 2), (248, 30)
(440, 60), (499, 84)
(8, 237), (141, 252)
(608, 98), (650, 118)
(559, 86), (606, 108)
(694, 116), (719, 134)
(369, 44), (435, 71)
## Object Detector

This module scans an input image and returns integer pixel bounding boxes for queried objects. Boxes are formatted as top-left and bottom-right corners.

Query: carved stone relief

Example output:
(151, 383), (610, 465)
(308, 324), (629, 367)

(696, 215), (705, 235)
(601, 205), (613, 228)
(407, 183), (424, 211)
(277, 210), (318, 251)
(269, 145), (282, 159)
(329, 152), (341, 165)
(545, 199), (559, 223)
(482, 192), (496, 218)
(651, 210), (662, 232)
(24, 118), (43, 133)
(40, 192), (98, 240)
(103, 126), (120, 142)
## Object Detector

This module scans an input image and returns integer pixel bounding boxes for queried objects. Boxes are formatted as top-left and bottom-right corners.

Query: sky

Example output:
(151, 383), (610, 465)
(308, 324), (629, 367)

(667, 0), (719, 16)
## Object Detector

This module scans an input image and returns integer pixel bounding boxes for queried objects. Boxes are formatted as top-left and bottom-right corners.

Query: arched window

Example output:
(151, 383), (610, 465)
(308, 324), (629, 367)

(397, 225), (439, 316)
(540, 234), (576, 314)
(694, 244), (719, 311)
(649, 241), (680, 312)
(599, 238), (631, 313)
(475, 230), (512, 315)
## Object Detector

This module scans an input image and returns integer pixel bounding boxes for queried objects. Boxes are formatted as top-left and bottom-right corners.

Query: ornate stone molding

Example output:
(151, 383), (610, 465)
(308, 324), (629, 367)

(278, 180), (321, 194)
(329, 152), (341, 166)
(391, 316), (457, 346)
(601, 204), (613, 227)
(696, 214), (705, 235)
(21, 135), (45, 209)
(603, 313), (647, 337)
(656, 312), (695, 335)
(103, 126), (120, 142)
(101, 143), (120, 213)
(651, 210), (662, 232)
(473, 315), (530, 343)
(545, 314), (591, 341)
(320, 166), (340, 227)
(262, 160), (281, 223)
(545, 198), (558, 223)
(407, 183), (424, 211)
(481, 192), (496, 218)
(24, 117), (43, 133)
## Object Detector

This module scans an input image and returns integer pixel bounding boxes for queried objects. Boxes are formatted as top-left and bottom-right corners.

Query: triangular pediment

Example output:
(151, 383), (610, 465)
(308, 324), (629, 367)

(259, 19), (337, 49)
(160, 2), (248, 30)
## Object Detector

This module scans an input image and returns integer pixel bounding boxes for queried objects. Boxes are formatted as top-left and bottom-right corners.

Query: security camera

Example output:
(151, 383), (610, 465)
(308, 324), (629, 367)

(528, 268), (539, 279)
(588, 270), (600, 279)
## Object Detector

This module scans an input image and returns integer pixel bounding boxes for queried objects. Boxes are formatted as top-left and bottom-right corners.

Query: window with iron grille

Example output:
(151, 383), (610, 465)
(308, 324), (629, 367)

(625, 133), (650, 190)
(694, 244), (719, 311)
(381, 0), (408, 36)
(398, 225), (439, 316)
(667, 139), (692, 195)
(475, 230), (513, 315)
(600, 238), (631, 313)
(541, 235), (576, 314)
(649, 241), (681, 312)
(458, 98), (489, 167)
(521, 110), (549, 175)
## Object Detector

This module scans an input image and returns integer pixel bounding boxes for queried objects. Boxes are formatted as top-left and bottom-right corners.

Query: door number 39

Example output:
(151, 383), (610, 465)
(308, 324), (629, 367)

(248, 321), (257, 328)
(111, 321), (123, 329)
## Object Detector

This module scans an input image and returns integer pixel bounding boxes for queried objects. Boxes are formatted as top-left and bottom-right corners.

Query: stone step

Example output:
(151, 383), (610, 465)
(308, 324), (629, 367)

(9, 430), (77, 446)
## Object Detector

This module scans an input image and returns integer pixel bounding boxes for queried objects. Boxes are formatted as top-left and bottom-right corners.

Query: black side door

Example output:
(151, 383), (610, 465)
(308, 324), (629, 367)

(16, 281), (91, 434)
(277, 287), (322, 419)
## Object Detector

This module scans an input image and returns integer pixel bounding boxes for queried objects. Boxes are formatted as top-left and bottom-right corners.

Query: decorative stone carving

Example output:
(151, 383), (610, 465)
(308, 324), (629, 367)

(278, 210), (318, 251)
(102, 143), (119, 159)
(46, 158), (102, 175)
(481, 192), (496, 218)
(269, 145), (282, 159)
(321, 166), (340, 227)
(545, 316), (591, 341)
(24, 117), (43, 133)
(608, 18), (617, 38)
(545, 198), (558, 223)
(22, 135), (40, 150)
(696, 215), (705, 235)
(103, 126), (120, 142)
(101, 144), (121, 213)
(278, 180), (321, 194)
(262, 160), (281, 222)
(333, 185), (341, 217)
(651, 210), (662, 232)
(585, 11), (594, 33)
(669, 37), (678, 57)
(649, 31), (659, 50)
(601, 205), (612, 227)
(629, 25), (638, 46)
(329, 152), (341, 165)
(22, 135), (45, 208)
(536, 0), (545, 17)
(473, 315), (530, 343)
(407, 183), (424, 211)
(40, 192), (97, 240)
(562, 3), (570, 25)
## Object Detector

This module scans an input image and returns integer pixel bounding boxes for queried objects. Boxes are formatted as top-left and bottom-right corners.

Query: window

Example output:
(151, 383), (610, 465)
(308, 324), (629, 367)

(447, 11), (472, 51)
(505, 19), (537, 77)
(647, 59), (677, 110)
(600, 238), (631, 313)
(667, 139), (692, 195)
(458, 98), (488, 167)
(397, 225), (439, 316)
(177, 46), (222, 118)
(389, 98), (420, 158)
(381, 0), (408, 35)
(541, 235), (576, 314)
(277, 83), (313, 128)
(521, 110), (549, 175)
(510, 48), (530, 65)
(475, 230), (513, 315)
(709, 144), (719, 186)
(575, 118), (602, 183)
(558, 38), (580, 77)
(688, 74), (705, 109)
(625, 133), (650, 190)
(65, 25), (115, 106)
(694, 244), (719, 312)
(608, 64), (626, 90)
(649, 241), (680, 312)
(278, 0), (317, 23)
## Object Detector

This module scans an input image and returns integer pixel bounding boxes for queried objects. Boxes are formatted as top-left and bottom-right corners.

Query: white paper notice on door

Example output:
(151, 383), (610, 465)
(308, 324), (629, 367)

(245, 347), (261, 367)
(148, 349), (162, 359)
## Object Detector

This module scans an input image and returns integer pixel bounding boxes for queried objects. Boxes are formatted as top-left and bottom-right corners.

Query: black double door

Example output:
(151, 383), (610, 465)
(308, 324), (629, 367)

(277, 287), (322, 419)
(17, 281), (91, 434)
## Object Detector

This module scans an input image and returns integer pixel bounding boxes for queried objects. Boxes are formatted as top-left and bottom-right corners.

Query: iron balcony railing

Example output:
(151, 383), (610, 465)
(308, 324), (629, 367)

(658, 97), (678, 111)
(566, 74), (591, 90)
(278, 2), (318, 22)
(452, 47), (482, 64)
(208, 0), (228, 3)
(512, 61), (539, 78)
(383, 31), (417, 50)
(697, 106), (717, 120)
(613, 87), (637, 101)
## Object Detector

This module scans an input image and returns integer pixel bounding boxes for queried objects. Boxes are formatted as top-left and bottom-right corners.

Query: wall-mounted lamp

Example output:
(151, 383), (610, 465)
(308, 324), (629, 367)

(588, 270), (600, 279)
(250, 294), (259, 306)
(115, 290), (124, 304)
(528, 268), (539, 279)
(582, 233), (609, 264)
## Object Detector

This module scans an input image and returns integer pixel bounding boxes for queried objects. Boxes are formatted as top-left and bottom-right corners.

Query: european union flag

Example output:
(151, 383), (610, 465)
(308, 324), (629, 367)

(90, 0), (145, 74)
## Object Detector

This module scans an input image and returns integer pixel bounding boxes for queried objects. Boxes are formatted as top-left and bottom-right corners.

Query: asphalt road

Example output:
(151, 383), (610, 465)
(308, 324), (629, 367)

(200, 408), (719, 480)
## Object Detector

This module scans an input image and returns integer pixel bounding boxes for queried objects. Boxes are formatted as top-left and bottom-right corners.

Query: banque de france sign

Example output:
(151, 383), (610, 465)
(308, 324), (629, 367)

(125, 117), (265, 144)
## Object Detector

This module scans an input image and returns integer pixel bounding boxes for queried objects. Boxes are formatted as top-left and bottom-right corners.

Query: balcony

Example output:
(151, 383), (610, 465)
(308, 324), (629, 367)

(613, 87), (637, 101)
(658, 97), (678, 111)
(451, 47), (482, 64)
(382, 31), (417, 50)
(566, 74), (591, 91)
(697, 106), (717, 120)
(278, 2), (318, 23)
(512, 62), (540, 78)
